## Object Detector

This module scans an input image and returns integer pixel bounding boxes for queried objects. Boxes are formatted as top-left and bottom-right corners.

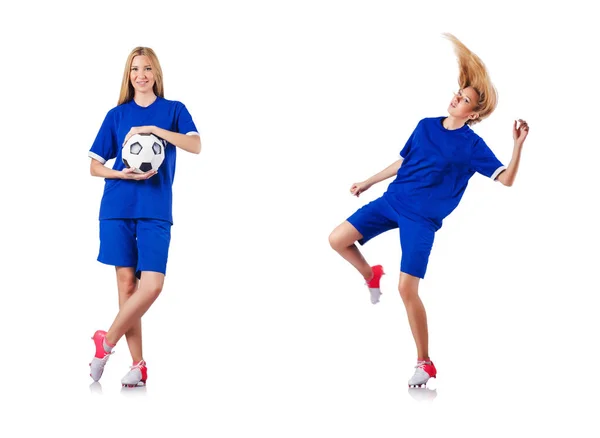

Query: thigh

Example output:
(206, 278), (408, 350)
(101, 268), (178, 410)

(347, 197), (399, 245)
(398, 217), (435, 279)
(135, 219), (172, 278)
(98, 219), (137, 268)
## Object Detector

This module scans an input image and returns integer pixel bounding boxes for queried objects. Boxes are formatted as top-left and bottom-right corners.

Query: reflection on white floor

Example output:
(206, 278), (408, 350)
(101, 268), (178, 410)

(89, 381), (102, 395)
(120, 384), (148, 397)
(408, 387), (438, 402)
(89, 381), (148, 397)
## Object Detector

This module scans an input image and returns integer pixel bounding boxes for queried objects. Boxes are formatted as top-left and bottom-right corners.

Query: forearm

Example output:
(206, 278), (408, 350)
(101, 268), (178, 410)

(151, 126), (201, 154)
(497, 142), (523, 186)
(90, 160), (123, 179)
(365, 159), (403, 185)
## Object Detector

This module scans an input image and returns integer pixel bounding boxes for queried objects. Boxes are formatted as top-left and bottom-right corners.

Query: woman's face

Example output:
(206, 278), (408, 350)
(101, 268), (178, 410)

(130, 55), (155, 95)
(447, 86), (479, 120)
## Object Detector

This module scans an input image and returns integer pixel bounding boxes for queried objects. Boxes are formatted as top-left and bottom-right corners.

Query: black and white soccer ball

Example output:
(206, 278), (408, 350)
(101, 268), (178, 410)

(122, 133), (166, 173)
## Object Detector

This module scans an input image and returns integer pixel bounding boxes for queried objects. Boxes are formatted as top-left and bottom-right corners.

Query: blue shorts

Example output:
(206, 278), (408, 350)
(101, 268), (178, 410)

(98, 219), (172, 279)
(347, 196), (435, 279)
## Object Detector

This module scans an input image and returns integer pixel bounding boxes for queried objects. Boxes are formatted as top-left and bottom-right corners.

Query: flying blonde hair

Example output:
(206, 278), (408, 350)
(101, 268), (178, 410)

(118, 47), (165, 105)
(443, 33), (497, 125)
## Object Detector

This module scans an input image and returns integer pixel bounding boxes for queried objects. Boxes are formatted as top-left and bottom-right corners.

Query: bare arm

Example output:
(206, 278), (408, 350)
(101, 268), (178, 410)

(495, 144), (523, 187)
(365, 159), (403, 186)
(350, 158), (403, 197)
(90, 158), (156, 180)
(123, 126), (201, 154)
(90, 159), (122, 178)
(496, 119), (529, 187)
(151, 126), (201, 154)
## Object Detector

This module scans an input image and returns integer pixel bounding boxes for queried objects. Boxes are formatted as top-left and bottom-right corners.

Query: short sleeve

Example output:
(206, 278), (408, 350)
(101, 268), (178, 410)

(88, 110), (118, 164)
(176, 103), (199, 136)
(471, 138), (505, 180)
(400, 121), (420, 158)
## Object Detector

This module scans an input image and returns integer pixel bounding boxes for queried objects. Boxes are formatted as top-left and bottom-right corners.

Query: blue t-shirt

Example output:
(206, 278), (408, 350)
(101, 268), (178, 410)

(384, 117), (505, 230)
(88, 97), (199, 224)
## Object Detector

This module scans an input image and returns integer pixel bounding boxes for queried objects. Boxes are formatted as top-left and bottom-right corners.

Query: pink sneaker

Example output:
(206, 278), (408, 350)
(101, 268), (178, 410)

(121, 360), (148, 387)
(365, 265), (385, 304)
(89, 330), (113, 382)
(408, 360), (437, 388)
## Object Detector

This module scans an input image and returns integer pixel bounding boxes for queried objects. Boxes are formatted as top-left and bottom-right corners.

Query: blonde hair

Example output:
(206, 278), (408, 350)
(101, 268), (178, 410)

(118, 47), (164, 105)
(443, 33), (497, 125)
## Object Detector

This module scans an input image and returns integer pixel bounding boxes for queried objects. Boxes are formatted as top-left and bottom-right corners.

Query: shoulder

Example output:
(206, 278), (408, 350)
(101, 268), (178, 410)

(105, 102), (132, 119)
(415, 117), (442, 130)
(465, 127), (485, 146)
(157, 97), (187, 110)
(420, 117), (441, 124)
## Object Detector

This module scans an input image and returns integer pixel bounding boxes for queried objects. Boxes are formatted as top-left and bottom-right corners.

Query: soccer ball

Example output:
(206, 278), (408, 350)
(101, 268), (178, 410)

(122, 133), (166, 173)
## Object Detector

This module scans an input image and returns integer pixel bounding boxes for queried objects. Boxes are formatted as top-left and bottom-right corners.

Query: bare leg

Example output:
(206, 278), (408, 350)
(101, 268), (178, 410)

(398, 272), (429, 360)
(329, 221), (372, 279)
(105, 271), (165, 346)
(115, 267), (143, 363)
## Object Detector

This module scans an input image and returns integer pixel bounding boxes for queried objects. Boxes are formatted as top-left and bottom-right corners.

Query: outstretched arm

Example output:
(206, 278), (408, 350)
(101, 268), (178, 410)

(496, 119), (529, 187)
(350, 158), (403, 197)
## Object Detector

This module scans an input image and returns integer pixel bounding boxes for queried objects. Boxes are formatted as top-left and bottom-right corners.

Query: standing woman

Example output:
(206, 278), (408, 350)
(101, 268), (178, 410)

(329, 34), (529, 387)
(88, 47), (201, 387)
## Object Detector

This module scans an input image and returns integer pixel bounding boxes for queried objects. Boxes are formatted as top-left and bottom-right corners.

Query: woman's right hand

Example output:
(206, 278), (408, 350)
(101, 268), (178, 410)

(350, 181), (372, 197)
(120, 167), (158, 180)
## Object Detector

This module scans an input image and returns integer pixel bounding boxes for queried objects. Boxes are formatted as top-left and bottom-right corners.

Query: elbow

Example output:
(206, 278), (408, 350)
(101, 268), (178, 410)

(502, 178), (514, 187)
(90, 160), (102, 176)
(193, 138), (202, 154)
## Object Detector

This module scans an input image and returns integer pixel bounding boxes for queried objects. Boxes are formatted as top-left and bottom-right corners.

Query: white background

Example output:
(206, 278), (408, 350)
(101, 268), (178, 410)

(1, 0), (598, 436)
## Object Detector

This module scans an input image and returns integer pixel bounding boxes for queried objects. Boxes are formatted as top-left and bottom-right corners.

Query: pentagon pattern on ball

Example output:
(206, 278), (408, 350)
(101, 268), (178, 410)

(122, 133), (166, 174)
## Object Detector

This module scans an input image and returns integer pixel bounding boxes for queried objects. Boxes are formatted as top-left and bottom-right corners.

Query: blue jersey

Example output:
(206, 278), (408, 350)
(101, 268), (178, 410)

(88, 97), (199, 224)
(384, 117), (505, 230)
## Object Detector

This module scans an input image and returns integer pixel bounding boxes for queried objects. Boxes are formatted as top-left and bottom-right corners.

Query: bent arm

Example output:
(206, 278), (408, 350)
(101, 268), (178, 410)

(152, 126), (201, 154)
(90, 158), (123, 179)
(496, 143), (523, 187)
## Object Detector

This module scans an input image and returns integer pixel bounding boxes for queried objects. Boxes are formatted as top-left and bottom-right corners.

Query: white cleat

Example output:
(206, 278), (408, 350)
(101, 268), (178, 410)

(90, 353), (113, 382)
(121, 360), (148, 388)
(408, 360), (437, 388)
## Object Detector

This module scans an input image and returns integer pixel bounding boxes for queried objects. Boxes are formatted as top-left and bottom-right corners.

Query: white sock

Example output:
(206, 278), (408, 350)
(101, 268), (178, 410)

(103, 339), (114, 354)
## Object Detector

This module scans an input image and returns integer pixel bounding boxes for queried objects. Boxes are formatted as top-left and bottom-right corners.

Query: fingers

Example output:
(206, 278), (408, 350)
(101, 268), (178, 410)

(136, 170), (157, 180)
(122, 168), (157, 179)
(517, 119), (529, 131)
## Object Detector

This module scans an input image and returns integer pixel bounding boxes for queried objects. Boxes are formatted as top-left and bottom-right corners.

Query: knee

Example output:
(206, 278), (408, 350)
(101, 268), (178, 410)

(117, 277), (137, 297)
(329, 229), (347, 252)
(398, 283), (418, 303)
(328, 231), (340, 251)
(143, 283), (164, 300)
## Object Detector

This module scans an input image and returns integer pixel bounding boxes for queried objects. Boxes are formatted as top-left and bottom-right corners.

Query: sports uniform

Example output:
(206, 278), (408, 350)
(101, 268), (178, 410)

(89, 97), (199, 278)
(348, 116), (505, 279)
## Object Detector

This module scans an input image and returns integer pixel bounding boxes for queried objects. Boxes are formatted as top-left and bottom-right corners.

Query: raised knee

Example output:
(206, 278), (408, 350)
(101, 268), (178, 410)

(328, 231), (340, 251)
(329, 229), (348, 252)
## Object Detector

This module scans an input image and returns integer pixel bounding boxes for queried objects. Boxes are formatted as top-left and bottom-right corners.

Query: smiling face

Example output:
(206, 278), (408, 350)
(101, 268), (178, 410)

(130, 55), (155, 96)
(447, 86), (479, 121)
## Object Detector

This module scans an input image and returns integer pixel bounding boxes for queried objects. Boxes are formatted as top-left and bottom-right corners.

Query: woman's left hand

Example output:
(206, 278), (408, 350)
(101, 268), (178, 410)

(123, 126), (156, 146)
(513, 119), (529, 147)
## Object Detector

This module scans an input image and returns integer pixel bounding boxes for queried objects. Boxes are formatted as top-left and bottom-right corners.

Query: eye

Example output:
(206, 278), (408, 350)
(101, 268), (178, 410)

(145, 67), (152, 71)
